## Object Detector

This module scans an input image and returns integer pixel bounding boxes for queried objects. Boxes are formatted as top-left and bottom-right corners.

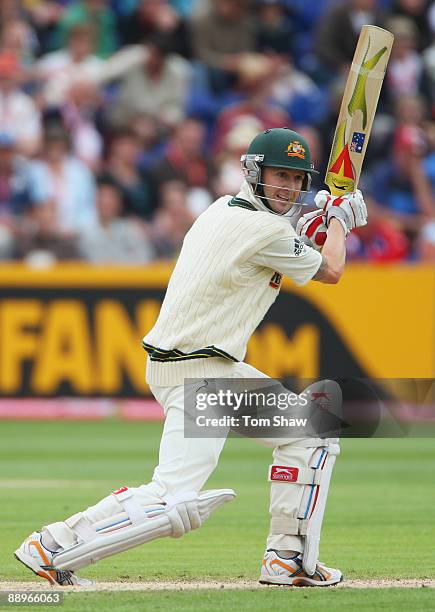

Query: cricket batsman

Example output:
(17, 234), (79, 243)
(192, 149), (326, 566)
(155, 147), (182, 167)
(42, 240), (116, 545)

(15, 128), (367, 587)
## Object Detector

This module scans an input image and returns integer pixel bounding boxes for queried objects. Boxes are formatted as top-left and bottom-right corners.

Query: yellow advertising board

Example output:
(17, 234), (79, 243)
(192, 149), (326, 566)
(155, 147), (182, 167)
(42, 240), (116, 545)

(0, 263), (433, 397)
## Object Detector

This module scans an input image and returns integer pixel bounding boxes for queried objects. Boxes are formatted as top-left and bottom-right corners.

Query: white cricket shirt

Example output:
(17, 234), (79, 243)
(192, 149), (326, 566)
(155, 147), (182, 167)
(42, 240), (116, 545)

(144, 181), (322, 385)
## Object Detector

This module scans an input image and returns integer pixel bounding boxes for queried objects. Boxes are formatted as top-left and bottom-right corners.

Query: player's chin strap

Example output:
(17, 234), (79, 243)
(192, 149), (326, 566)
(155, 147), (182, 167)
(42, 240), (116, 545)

(52, 488), (235, 571)
(268, 438), (340, 576)
(238, 179), (308, 224)
(254, 183), (312, 218)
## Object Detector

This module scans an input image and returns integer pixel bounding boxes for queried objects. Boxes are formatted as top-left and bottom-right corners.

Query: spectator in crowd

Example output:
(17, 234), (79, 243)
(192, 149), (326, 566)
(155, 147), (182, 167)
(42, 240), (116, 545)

(109, 35), (192, 129)
(189, 0), (257, 93)
(345, 214), (411, 262)
(285, 0), (332, 34)
(266, 54), (327, 125)
(422, 41), (435, 110)
(0, 0), (24, 24)
(35, 23), (104, 110)
(212, 68), (290, 155)
(189, 0), (213, 16)
(369, 93), (429, 174)
(119, 0), (191, 58)
(79, 179), (155, 264)
(391, 0), (433, 51)
(61, 80), (104, 172)
(363, 121), (434, 248)
(385, 16), (431, 104)
(34, 20), (150, 117)
(0, 51), (42, 156)
(152, 118), (215, 205)
(315, 0), (384, 76)
(16, 199), (83, 264)
(417, 219), (435, 262)
(214, 116), (263, 196)
(422, 118), (435, 188)
(395, 93), (428, 134)
(0, 132), (36, 258)
(255, 0), (294, 56)
(0, 18), (38, 66)
(23, 1), (65, 56)
(420, 120), (435, 259)
(100, 129), (156, 220)
(28, 124), (98, 236)
(430, 0), (435, 31)
(52, 0), (118, 58)
(150, 180), (195, 258)
(130, 113), (168, 172)
(169, 0), (199, 17)
(35, 24), (147, 166)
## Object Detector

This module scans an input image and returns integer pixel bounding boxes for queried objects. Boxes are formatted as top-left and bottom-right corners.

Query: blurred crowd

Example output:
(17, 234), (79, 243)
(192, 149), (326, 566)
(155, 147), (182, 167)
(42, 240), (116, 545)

(0, 0), (433, 265)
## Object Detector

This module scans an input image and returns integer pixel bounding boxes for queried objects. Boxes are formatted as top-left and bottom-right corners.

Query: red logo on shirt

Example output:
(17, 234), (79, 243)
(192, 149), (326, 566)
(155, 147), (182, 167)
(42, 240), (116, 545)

(270, 466), (299, 482)
(269, 272), (282, 289)
(113, 486), (129, 495)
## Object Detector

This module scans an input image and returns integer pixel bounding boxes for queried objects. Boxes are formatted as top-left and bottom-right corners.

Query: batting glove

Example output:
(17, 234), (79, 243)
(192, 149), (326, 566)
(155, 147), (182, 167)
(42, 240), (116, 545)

(296, 210), (327, 251)
(314, 189), (368, 235)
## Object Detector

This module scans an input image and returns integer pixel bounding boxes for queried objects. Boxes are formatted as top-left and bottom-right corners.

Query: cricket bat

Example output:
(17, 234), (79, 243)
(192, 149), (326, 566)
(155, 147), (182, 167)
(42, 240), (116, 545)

(325, 25), (394, 196)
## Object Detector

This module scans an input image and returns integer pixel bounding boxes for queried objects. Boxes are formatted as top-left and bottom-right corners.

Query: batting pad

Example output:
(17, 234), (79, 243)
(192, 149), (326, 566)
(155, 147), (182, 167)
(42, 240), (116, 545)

(268, 437), (340, 576)
(52, 489), (235, 571)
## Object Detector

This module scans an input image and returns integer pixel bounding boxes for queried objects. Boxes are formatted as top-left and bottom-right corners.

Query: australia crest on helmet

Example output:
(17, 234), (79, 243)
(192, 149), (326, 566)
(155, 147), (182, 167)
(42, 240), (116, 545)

(286, 140), (306, 159)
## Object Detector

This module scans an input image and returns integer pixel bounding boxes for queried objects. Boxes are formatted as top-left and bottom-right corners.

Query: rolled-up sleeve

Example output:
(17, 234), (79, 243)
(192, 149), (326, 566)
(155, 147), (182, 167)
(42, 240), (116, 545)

(251, 235), (322, 286)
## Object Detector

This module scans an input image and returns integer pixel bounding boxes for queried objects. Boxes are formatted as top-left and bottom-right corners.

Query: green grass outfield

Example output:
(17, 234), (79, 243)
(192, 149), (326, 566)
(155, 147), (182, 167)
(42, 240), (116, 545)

(1, 420), (434, 611)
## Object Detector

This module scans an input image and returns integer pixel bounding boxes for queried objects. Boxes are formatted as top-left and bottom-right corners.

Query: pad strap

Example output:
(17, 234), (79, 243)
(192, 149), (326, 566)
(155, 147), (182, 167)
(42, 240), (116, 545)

(112, 487), (145, 524)
(65, 513), (97, 542)
(270, 516), (309, 536)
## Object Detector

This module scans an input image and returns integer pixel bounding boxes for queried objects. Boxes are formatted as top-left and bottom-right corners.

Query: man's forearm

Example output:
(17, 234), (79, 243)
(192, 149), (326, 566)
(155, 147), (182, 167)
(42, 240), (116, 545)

(313, 219), (346, 283)
(323, 218), (346, 269)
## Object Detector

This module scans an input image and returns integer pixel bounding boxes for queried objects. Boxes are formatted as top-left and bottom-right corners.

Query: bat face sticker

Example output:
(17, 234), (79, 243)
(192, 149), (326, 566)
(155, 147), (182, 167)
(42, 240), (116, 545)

(330, 176), (355, 193)
(348, 45), (389, 130)
(326, 124), (356, 194)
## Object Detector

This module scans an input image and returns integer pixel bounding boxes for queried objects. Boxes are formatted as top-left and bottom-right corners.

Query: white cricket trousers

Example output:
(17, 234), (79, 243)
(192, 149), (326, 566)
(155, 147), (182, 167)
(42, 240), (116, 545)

(45, 363), (331, 554)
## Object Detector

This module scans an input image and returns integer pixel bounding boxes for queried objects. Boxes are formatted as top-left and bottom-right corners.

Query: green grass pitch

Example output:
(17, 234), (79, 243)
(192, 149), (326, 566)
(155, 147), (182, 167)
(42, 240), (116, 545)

(1, 420), (434, 610)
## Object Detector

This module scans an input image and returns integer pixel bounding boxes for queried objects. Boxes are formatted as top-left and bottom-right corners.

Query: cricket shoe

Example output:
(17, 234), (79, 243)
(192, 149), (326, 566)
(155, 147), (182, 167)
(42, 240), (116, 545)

(14, 532), (92, 586)
(260, 549), (342, 587)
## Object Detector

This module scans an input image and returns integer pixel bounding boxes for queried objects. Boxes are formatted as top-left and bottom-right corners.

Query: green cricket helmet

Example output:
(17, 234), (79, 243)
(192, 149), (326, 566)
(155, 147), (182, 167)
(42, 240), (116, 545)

(240, 127), (319, 214)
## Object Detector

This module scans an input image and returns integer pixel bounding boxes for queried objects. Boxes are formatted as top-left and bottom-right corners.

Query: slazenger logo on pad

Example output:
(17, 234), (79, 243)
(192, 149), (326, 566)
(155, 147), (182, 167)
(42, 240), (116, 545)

(270, 466), (299, 482)
(113, 486), (129, 495)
